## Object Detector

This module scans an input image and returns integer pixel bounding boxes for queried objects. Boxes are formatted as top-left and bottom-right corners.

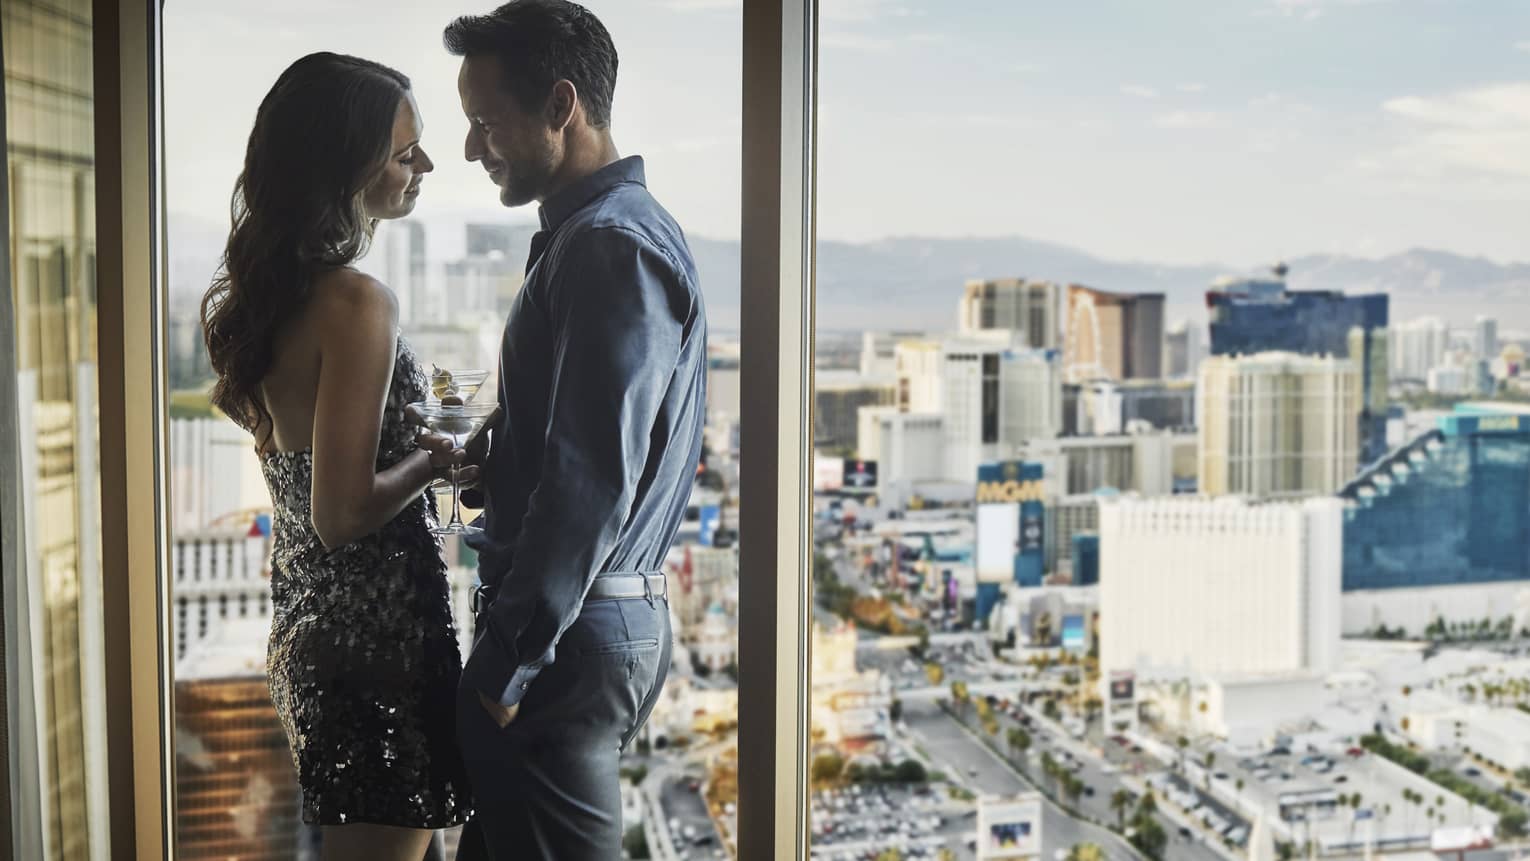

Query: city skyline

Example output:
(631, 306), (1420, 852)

(166, 0), (1530, 270)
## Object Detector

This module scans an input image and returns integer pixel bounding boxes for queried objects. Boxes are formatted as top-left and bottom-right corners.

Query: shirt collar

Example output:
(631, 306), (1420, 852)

(538, 155), (646, 232)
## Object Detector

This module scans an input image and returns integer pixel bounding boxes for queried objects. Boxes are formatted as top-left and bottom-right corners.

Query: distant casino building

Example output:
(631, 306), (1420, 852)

(1207, 266), (1389, 464)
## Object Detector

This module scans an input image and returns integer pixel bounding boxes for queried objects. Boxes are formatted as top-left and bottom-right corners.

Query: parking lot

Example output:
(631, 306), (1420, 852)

(1211, 741), (1491, 850)
(809, 783), (966, 860)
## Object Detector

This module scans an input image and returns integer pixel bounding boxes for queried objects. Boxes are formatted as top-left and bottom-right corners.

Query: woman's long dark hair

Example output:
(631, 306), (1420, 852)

(201, 52), (411, 444)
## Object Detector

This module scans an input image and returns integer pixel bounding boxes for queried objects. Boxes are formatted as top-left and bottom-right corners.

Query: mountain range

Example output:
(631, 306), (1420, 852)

(168, 212), (1530, 334)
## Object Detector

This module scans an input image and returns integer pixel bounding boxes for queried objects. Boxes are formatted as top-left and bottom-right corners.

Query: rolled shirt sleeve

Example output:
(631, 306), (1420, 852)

(460, 227), (686, 706)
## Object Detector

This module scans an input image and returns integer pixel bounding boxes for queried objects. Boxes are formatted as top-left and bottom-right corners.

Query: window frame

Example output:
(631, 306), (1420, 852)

(81, 0), (821, 858)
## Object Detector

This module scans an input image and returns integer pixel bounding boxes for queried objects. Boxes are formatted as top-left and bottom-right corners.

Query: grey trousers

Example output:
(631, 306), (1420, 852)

(454, 595), (671, 861)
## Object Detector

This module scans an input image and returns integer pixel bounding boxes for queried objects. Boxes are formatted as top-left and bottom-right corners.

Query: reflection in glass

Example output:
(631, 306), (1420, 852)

(3, 0), (111, 856)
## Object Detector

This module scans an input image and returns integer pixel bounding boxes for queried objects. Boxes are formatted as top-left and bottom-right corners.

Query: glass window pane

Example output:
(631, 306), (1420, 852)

(2, 0), (111, 856)
(814, 3), (1530, 859)
(165, 2), (742, 857)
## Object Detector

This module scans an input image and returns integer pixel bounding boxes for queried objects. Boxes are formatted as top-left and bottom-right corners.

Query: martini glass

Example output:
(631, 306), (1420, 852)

(427, 367), (491, 491)
(411, 400), (498, 535)
(429, 367), (490, 403)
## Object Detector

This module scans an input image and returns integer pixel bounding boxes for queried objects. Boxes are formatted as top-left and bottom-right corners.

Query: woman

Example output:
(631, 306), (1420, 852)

(200, 52), (471, 860)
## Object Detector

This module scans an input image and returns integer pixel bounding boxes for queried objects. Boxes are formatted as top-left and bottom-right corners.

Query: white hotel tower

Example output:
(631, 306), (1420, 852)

(1099, 495), (1343, 682)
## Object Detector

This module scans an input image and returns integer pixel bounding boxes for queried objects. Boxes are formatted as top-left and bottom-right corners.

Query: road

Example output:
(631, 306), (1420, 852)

(899, 698), (1143, 861)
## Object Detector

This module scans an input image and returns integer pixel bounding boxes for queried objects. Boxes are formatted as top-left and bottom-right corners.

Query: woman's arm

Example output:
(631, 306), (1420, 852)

(307, 270), (449, 550)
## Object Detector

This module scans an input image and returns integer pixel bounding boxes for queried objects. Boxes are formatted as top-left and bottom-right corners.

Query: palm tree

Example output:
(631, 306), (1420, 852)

(1176, 736), (1190, 773)
(1065, 775), (1084, 810)
(1203, 751), (1216, 790)
(1110, 789), (1134, 831)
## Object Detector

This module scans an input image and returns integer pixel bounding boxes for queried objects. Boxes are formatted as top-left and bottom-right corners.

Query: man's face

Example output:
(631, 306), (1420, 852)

(458, 54), (560, 208)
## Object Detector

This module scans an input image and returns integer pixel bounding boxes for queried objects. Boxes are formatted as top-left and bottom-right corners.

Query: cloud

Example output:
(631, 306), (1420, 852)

(1378, 83), (1530, 179)
(1516, 40), (1530, 54)
(660, 0), (738, 10)
(1263, 0), (1389, 20)
(1178, 83), (1208, 94)
(1154, 111), (1218, 129)
(1120, 84), (1160, 100)
(821, 30), (945, 54)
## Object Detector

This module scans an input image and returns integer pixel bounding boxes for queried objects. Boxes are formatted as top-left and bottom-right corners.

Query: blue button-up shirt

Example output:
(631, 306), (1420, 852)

(462, 156), (707, 707)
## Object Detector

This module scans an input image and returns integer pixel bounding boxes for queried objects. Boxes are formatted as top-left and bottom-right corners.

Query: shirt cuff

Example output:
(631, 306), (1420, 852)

(498, 665), (544, 708)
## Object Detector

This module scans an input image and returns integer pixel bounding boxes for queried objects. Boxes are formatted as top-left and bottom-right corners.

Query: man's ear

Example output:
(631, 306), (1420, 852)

(547, 79), (579, 132)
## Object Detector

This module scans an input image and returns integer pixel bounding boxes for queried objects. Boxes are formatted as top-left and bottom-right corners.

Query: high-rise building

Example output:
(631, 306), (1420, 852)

(1022, 431), (1197, 497)
(1391, 316), (1448, 382)
(1207, 268), (1388, 463)
(814, 370), (896, 454)
(1476, 316), (1499, 362)
(1164, 320), (1205, 379)
(894, 338), (1063, 480)
(1073, 379), (1195, 435)
(958, 278), (1060, 349)
(1341, 406), (1530, 591)
(1063, 285), (1165, 382)
(859, 330), (925, 377)
(1045, 493), (1103, 576)
(170, 417), (274, 532)
(1099, 496), (1343, 679)
(379, 219), (429, 323)
(1198, 352), (1362, 497)
(465, 222), (518, 258)
(856, 406), (945, 487)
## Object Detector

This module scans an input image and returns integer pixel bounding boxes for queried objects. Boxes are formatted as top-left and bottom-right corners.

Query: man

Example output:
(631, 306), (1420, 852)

(436, 2), (706, 857)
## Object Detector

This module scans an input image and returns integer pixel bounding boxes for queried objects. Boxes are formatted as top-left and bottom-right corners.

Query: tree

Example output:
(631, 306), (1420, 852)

(895, 759), (928, 783)
(1129, 816), (1168, 860)
(1203, 751), (1216, 789)
(1176, 736), (1190, 773)
(811, 753), (845, 785)
(1044, 698), (1062, 721)
(1067, 843), (1105, 861)
(1064, 774), (1085, 809)
(1137, 789), (1159, 818)
(623, 825), (651, 859)
(874, 850), (903, 861)
(1007, 727), (1032, 761)
(890, 697), (904, 723)
(925, 661), (944, 686)
(1110, 789), (1135, 831)
(1236, 778), (1246, 795)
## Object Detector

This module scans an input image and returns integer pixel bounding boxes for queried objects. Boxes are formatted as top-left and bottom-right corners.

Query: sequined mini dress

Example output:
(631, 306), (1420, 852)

(260, 337), (472, 828)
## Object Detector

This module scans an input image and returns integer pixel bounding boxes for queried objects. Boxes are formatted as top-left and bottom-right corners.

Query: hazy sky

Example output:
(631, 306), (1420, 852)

(166, 0), (1530, 267)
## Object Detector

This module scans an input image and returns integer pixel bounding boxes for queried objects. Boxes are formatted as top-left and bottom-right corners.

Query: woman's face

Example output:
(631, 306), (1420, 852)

(363, 91), (433, 220)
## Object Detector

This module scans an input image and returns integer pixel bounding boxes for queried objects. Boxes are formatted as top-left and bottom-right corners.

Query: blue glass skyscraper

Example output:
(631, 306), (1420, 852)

(1341, 407), (1530, 590)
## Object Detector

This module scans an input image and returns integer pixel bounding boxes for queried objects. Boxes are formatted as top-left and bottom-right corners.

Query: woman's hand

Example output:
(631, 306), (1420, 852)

(414, 429), (478, 486)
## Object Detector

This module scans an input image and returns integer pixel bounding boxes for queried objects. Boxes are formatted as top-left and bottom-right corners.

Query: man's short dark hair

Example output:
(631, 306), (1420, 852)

(445, 0), (618, 129)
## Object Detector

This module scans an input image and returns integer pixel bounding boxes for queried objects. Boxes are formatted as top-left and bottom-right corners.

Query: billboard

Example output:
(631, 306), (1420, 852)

(976, 461), (1046, 588)
(1109, 671), (1135, 705)
(976, 504), (1019, 582)
(843, 459), (878, 490)
(698, 505), (721, 547)
(813, 454), (844, 491)
(1060, 614), (1086, 652)
(977, 795), (1043, 859)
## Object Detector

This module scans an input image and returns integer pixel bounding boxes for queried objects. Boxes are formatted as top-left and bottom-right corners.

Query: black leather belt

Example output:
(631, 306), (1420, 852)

(470, 572), (666, 615)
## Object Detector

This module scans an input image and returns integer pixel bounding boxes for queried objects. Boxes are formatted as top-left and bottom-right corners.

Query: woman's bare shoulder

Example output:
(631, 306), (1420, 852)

(307, 267), (398, 328)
